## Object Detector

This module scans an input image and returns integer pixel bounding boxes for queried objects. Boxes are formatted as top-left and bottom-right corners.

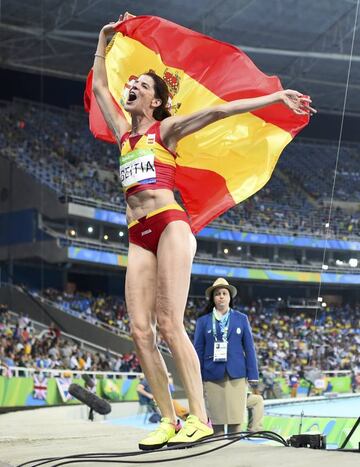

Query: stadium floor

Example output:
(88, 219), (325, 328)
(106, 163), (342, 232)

(0, 405), (358, 467)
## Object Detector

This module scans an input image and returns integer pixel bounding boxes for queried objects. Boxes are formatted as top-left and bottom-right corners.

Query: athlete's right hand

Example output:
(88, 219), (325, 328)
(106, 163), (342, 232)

(101, 12), (134, 36)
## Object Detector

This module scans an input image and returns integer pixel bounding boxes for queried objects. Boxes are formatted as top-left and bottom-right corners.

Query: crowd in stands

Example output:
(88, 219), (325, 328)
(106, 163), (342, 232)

(184, 296), (360, 374)
(229, 180), (359, 238)
(40, 287), (129, 332)
(244, 302), (360, 374)
(26, 288), (360, 375)
(1, 283), (359, 400)
(1, 99), (359, 238)
(0, 303), (140, 374)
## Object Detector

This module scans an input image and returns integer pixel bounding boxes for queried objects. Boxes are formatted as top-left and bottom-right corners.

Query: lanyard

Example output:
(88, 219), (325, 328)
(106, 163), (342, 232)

(212, 309), (231, 342)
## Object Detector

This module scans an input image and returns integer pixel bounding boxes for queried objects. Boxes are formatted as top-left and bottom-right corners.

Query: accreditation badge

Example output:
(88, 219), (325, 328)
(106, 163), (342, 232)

(213, 341), (228, 362)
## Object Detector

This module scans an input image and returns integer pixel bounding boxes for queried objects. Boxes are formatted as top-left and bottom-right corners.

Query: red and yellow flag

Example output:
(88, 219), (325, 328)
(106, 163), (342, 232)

(85, 15), (308, 233)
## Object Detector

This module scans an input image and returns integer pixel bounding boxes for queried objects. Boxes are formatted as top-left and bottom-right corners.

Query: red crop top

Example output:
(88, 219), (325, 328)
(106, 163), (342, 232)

(119, 121), (176, 199)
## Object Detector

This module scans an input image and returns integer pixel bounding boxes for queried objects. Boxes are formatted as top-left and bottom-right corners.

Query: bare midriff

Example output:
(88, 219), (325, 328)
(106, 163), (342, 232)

(125, 188), (177, 224)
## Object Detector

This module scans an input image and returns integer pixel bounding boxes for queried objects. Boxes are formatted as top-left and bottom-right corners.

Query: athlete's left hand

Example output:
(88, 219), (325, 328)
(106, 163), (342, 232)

(101, 12), (135, 37)
(279, 90), (317, 116)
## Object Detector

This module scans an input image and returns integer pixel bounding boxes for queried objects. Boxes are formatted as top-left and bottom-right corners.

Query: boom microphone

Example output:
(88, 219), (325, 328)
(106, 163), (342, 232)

(82, 373), (96, 389)
(69, 383), (111, 415)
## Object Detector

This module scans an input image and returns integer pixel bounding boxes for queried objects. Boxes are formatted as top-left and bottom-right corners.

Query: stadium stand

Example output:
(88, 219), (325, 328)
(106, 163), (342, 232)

(12, 289), (359, 374)
(0, 303), (140, 373)
(1, 99), (359, 239)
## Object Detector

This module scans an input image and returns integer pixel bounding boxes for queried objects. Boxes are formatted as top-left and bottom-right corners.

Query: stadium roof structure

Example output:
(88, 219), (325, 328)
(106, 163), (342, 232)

(1, 0), (360, 115)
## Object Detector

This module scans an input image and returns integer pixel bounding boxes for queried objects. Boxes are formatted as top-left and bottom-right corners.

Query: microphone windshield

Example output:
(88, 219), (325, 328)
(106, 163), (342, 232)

(82, 373), (96, 389)
(69, 383), (111, 415)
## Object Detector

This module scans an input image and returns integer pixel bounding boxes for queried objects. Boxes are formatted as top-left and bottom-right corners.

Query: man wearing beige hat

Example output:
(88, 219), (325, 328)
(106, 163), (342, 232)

(194, 278), (259, 435)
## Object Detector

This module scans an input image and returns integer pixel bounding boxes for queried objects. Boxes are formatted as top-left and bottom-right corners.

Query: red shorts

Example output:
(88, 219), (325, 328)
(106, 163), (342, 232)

(128, 203), (189, 255)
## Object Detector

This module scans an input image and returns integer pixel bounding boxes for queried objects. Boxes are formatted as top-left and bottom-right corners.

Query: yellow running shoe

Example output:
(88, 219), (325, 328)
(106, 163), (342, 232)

(167, 415), (214, 446)
(138, 418), (181, 451)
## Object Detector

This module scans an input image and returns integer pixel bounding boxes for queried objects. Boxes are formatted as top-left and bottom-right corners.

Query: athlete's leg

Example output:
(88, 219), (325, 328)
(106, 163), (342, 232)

(156, 220), (208, 423)
(126, 243), (176, 422)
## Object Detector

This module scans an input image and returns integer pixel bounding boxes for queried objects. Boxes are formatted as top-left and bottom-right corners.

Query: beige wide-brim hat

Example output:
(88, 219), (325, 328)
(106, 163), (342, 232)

(205, 277), (237, 300)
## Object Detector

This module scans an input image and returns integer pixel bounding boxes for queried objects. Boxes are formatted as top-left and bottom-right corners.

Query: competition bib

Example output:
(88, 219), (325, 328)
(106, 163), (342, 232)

(120, 149), (156, 188)
(213, 341), (228, 362)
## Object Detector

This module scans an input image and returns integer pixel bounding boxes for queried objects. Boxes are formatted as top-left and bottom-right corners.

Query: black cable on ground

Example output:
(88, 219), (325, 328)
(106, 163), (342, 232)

(16, 431), (288, 467)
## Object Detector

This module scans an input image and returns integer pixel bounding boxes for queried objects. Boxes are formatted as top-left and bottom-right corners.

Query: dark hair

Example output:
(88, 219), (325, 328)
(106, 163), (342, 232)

(199, 289), (234, 317)
(144, 71), (171, 121)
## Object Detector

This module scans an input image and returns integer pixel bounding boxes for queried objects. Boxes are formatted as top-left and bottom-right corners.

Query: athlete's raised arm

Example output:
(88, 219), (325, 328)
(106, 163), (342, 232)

(161, 90), (316, 147)
(92, 15), (131, 145)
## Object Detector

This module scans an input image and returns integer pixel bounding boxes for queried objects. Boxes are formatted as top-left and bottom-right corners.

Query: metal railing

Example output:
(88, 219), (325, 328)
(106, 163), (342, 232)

(0, 365), (142, 379)
(40, 223), (128, 254)
(0, 365), (351, 380)
(210, 219), (360, 242)
(6, 308), (127, 358)
(58, 237), (128, 254)
(194, 254), (360, 274)
(41, 222), (360, 274)
(66, 194), (124, 214)
(65, 195), (360, 242)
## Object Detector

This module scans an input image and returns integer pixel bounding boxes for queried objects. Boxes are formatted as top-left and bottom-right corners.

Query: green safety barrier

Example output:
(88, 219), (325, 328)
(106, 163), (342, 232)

(100, 377), (139, 401)
(0, 376), (141, 407)
(0, 375), (352, 407)
(276, 376), (351, 396)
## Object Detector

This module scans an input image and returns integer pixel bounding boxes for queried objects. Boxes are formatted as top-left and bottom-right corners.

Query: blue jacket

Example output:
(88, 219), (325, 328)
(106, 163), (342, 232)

(194, 309), (259, 382)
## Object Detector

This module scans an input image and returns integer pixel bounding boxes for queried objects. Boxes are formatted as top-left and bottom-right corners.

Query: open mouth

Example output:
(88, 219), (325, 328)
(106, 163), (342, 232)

(127, 90), (137, 103)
